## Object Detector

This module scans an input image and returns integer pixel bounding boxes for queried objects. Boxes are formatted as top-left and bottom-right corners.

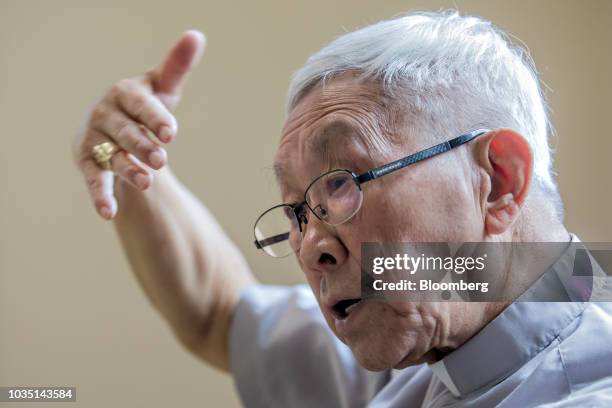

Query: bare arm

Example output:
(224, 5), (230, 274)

(114, 167), (254, 371)
(74, 31), (255, 371)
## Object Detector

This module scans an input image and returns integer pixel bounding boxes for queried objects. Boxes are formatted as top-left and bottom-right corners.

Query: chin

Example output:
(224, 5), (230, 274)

(349, 335), (436, 371)
(336, 306), (417, 371)
(351, 344), (402, 371)
(338, 302), (437, 371)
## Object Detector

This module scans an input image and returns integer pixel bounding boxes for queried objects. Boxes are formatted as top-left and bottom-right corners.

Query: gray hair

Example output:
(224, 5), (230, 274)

(287, 10), (562, 218)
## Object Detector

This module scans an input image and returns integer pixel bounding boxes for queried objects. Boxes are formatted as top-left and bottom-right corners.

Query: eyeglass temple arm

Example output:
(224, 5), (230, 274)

(253, 129), (489, 250)
(356, 129), (490, 184)
(254, 232), (290, 249)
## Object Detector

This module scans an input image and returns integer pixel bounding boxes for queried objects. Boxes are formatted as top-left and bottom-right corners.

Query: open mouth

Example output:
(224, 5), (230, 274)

(332, 298), (362, 320)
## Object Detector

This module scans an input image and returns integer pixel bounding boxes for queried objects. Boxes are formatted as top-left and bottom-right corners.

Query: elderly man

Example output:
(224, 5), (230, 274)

(74, 11), (612, 407)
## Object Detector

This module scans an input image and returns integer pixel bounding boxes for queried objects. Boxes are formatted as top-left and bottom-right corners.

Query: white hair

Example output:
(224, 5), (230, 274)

(287, 10), (562, 218)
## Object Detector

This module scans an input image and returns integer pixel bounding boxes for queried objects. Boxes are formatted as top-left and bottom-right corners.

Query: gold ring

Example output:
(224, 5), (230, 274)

(91, 142), (117, 170)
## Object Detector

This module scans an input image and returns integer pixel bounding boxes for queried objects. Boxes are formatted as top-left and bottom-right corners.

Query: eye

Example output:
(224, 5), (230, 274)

(325, 174), (350, 196)
(285, 204), (307, 227)
(282, 206), (294, 220)
(314, 205), (328, 220)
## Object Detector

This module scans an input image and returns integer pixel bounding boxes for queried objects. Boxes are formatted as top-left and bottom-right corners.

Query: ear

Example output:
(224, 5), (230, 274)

(475, 128), (533, 235)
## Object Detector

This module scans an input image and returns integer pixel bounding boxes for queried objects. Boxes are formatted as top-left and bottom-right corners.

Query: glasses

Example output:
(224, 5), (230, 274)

(253, 128), (489, 257)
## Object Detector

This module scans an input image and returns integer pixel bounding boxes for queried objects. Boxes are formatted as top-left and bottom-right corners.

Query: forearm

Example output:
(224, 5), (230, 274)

(113, 166), (256, 370)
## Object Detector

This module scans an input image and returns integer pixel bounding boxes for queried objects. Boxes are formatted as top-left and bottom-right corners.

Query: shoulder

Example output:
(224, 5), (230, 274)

(229, 284), (390, 407)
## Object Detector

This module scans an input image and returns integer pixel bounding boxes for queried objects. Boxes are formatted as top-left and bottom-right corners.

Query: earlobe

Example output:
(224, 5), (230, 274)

(485, 193), (518, 235)
(476, 129), (533, 236)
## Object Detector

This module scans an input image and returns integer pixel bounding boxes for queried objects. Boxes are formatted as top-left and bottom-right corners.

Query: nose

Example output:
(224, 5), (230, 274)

(299, 215), (348, 273)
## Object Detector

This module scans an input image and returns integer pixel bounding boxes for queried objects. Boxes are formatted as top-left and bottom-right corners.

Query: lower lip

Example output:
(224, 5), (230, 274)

(333, 301), (367, 337)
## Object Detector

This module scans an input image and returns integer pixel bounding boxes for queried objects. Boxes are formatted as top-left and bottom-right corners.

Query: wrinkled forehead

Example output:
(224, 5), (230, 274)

(280, 74), (395, 144)
(274, 74), (408, 191)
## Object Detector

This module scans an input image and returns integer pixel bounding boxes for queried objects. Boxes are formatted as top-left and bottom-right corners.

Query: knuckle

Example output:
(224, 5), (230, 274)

(109, 84), (121, 99)
(110, 80), (128, 98)
(143, 68), (156, 82)
(125, 166), (141, 180)
(130, 93), (150, 117)
(116, 161), (129, 175)
(135, 139), (153, 156)
(115, 155), (132, 175)
(116, 121), (130, 137)
(117, 123), (150, 155)
(86, 175), (103, 191)
(89, 104), (107, 124)
(142, 107), (163, 129)
(75, 154), (90, 170)
(110, 78), (143, 102)
(116, 122), (137, 143)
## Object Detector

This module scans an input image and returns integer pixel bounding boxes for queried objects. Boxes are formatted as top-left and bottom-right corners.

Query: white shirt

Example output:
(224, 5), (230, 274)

(229, 236), (612, 407)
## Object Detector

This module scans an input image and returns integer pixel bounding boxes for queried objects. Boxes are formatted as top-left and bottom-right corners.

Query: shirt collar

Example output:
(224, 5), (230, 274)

(429, 234), (593, 397)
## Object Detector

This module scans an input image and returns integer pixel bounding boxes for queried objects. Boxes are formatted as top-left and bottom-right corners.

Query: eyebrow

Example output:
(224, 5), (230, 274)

(273, 162), (284, 182)
(307, 121), (352, 158)
(273, 120), (361, 188)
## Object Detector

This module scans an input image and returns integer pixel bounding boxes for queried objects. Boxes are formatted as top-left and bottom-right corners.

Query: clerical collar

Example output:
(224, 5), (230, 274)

(429, 234), (603, 397)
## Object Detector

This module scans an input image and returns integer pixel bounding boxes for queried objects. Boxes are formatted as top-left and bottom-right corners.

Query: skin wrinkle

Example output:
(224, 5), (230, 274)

(276, 74), (405, 191)
(277, 75), (462, 369)
(276, 116), (388, 201)
(305, 121), (369, 176)
(271, 72), (568, 372)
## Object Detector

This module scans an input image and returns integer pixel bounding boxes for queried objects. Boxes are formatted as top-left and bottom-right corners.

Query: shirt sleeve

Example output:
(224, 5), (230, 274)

(229, 284), (390, 408)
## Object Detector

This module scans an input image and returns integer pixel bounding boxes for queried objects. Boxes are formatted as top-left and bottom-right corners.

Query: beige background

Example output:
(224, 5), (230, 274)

(1, 0), (611, 406)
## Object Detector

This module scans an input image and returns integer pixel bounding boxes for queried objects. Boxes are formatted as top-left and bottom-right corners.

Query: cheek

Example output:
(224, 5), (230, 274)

(299, 259), (321, 297)
(356, 169), (482, 242)
(351, 182), (423, 241)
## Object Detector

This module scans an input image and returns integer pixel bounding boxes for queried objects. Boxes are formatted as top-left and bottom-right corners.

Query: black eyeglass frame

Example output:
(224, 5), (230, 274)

(253, 128), (490, 253)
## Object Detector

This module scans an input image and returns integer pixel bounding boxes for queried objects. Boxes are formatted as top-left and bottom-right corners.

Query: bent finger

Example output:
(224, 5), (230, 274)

(80, 158), (116, 220)
(111, 150), (152, 191)
(90, 105), (167, 170)
(110, 79), (177, 143)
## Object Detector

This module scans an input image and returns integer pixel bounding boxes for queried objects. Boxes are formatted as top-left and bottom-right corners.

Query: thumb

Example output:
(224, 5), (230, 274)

(152, 30), (206, 97)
